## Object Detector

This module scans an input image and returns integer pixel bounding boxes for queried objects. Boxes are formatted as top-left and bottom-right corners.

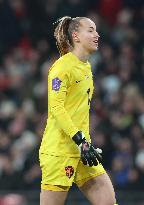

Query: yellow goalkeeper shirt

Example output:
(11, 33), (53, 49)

(39, 52), (94, 157)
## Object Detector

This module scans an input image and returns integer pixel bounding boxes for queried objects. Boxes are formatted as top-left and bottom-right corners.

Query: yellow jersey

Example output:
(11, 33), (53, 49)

(39, 52), (94, 157)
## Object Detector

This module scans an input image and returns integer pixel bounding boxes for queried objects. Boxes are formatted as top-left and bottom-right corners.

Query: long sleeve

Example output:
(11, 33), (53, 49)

(48, 67), (79, 139)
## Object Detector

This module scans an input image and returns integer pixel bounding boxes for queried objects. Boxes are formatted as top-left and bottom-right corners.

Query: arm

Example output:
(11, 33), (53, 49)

(49, 68), (79, 138)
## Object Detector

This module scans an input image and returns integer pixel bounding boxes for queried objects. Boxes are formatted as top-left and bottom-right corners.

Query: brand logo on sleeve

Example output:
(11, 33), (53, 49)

(65, 166), (74, 178)
(52, 77), (62, 91)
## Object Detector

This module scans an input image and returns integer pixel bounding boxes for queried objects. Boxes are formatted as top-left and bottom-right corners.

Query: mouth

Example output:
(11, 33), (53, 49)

(93, 40), (98, 46)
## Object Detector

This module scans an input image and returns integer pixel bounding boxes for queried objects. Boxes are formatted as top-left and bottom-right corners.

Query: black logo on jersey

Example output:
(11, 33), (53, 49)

(76, 80), (81, 83)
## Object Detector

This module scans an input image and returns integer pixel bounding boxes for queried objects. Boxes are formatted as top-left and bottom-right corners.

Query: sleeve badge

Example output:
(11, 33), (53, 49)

(52, 77), (62, 91)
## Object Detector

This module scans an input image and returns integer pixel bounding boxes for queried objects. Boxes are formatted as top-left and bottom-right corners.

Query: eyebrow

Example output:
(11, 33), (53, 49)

(88, 26), (96, 30)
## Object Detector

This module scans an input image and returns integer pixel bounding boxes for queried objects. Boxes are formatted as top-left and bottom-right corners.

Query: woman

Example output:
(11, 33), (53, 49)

(39, 16), (118, 205)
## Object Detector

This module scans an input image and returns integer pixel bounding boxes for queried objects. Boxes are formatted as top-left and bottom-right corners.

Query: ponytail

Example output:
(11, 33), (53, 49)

(53, 16), (85, 56)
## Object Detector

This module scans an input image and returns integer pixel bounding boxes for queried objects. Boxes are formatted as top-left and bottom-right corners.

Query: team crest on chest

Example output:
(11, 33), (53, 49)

(65, 166), (74, 178)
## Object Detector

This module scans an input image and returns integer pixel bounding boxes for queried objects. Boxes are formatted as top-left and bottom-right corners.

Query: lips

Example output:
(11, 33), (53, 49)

(93, 40), (98, 44)
(93, 40), (98, 47)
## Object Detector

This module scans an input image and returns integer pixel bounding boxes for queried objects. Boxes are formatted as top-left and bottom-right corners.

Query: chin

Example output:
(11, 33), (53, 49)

(95, 46), (98, 51)
(89, 47), (98, 53)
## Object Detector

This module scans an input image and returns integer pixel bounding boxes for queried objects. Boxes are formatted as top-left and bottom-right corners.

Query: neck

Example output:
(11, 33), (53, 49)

(71, 47), (90, 63)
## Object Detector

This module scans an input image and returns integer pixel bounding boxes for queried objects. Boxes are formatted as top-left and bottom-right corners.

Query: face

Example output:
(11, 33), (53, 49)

(72, 18), (100, 53)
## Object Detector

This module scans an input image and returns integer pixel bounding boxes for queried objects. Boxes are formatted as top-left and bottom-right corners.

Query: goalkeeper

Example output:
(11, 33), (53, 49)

(39, 16), (118, 205)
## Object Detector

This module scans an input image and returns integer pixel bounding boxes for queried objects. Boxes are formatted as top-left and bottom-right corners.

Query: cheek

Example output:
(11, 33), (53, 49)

(86, 34), (94, 44)
(81, 34), (91, 45)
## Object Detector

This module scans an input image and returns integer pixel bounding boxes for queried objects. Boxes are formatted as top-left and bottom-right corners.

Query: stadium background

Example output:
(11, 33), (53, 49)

(0, 0), (143, 204)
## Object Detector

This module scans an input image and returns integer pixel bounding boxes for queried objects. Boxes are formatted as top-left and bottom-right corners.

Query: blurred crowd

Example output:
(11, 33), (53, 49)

(0, 0), (144, 195)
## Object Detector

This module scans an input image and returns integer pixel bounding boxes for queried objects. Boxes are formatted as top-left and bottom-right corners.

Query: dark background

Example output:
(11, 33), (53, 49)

(0, 0), (144, 204)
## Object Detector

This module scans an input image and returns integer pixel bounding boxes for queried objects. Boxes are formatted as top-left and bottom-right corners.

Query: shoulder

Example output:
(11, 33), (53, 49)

(49, 53), (74, 76)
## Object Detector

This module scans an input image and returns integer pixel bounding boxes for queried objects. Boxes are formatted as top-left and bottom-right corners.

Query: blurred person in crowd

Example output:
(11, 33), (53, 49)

(39, 16), (118, 205)
(98, 0), (123, 26)
(1, 193), (27, 205)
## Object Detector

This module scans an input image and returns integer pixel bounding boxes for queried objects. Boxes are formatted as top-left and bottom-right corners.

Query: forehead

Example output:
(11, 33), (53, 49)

(79, 18), (96, 30)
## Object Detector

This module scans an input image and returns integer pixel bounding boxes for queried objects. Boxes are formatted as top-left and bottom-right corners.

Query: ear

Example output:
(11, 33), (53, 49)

(72, 32), (80, 43)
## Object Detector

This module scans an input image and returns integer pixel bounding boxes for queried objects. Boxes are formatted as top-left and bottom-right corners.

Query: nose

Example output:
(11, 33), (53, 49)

(96, 32), (100, 38)
(94, 31), (100, 39)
